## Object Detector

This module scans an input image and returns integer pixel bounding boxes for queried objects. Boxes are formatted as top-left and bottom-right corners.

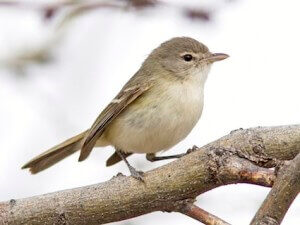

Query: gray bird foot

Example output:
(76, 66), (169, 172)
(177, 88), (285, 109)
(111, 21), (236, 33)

(128, 165), (144, 181)
(186, 145), (199, 154)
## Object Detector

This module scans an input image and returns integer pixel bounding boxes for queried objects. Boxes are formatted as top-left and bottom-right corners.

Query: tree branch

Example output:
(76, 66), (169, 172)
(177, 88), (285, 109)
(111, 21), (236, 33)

(0, 125), (299, 225)
(0, 0), (213, 23)
(179, 203), (231, 225)
(250, 153), (300, 225)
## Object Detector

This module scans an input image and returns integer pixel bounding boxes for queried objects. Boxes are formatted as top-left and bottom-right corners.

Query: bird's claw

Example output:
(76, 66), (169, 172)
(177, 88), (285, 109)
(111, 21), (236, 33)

(186, 145), (199, 154)
(129, 166), (144, 182)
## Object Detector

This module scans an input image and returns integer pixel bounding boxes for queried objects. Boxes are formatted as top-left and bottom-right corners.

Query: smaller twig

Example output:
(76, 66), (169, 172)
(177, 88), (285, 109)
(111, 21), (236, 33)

(180, 203), (231, 225)
(0, 0), (213, 23)
(237, 167), (275, 187)
(185, 8), (211, 21)
(250, 153), (300, 225)
(215, 154), (276, 188)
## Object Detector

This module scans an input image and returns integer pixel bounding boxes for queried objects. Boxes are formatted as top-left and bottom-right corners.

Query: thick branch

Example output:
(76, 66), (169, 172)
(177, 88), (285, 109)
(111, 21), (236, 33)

(250, 153), (300, 225)
(0, 125), (299, 225)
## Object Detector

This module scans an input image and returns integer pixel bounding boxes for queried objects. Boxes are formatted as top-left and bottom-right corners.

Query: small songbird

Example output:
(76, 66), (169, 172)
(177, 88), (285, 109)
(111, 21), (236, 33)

(22, 37), (228, 180)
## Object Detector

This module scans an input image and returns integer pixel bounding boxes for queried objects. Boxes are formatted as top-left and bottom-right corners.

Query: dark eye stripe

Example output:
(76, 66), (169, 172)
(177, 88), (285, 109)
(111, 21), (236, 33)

(182, 54), (193, 62)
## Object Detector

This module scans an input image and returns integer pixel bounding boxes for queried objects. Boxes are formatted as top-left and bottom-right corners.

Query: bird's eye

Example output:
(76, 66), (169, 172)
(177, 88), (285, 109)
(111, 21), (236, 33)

(182, 54), (193, 62)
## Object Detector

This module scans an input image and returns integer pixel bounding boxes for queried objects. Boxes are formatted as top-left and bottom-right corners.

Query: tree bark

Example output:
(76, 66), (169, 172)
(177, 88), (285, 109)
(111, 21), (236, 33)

(0, 125), (299, 225)
(250, 153), (300, 225)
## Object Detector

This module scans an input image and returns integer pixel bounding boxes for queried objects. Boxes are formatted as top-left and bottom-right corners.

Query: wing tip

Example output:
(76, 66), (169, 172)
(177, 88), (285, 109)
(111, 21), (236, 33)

(78, 139), (93, 161)
(78, 154), (86, 162)
(78, 147), (90, 162)
(106, 159), (114, 167)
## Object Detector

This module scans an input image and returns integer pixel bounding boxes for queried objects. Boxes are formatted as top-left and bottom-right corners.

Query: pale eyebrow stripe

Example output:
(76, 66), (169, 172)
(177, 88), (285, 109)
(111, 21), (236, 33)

(180, 52), (198, 57)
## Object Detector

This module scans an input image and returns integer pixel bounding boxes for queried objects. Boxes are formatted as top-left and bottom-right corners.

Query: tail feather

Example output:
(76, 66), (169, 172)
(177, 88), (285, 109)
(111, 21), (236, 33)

(22, 131), (87, 174)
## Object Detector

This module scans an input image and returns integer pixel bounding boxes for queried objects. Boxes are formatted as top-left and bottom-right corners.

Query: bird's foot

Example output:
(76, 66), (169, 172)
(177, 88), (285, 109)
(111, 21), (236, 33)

(186, 145), (199, 154)
(128, 165), (144, 181)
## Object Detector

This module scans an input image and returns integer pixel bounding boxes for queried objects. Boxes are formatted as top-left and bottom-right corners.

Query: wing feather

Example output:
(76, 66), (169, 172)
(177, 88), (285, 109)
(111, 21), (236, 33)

(78, 83), (152, 161)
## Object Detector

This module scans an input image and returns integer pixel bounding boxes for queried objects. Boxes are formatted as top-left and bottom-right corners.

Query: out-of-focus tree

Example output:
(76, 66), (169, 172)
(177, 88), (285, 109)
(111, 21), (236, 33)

(0, 0), (230, 74)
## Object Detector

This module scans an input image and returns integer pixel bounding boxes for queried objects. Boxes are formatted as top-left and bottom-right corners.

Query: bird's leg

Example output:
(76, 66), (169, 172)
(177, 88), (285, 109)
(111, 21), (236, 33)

(106, 151), (133, 167)
(146, 153), (186, 162)
(116, 149), (144, 181)
(146, 146), (199, 162)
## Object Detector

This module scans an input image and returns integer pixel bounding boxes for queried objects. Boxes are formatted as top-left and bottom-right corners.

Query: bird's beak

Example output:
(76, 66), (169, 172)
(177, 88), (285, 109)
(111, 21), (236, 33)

(204, 53), (229, 63)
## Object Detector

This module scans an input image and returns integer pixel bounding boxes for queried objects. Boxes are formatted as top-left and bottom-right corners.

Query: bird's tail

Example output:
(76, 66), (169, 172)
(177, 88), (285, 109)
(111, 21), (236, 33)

(22, 131), (87, 174)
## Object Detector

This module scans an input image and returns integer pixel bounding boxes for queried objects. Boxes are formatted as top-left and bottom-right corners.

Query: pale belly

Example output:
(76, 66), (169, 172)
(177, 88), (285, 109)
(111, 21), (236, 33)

(102, 82), (204, 153)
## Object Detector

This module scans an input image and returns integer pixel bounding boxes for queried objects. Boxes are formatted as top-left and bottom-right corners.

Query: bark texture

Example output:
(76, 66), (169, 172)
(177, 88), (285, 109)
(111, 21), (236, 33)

(251, 153), (300, 225)
(0, 125), (299, 225)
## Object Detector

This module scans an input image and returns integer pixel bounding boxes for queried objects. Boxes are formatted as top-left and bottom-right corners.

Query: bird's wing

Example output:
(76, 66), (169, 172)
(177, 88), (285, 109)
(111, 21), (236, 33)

(78, 82), (152, 161)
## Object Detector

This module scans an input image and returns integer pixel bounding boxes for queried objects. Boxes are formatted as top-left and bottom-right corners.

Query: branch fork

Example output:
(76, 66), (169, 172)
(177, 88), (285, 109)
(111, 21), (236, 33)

(0, 125), (299, 225)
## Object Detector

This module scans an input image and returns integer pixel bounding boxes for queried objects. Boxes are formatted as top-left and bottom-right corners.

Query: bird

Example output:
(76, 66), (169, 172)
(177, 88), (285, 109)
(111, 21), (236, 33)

(22, 37), (228, 180)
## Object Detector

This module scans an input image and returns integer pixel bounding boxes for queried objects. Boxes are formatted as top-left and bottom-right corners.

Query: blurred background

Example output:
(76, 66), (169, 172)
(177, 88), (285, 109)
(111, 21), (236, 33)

(0, 0), (299, 224)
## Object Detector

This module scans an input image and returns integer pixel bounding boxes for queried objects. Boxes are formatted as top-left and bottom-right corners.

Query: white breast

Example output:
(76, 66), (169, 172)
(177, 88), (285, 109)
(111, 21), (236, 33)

(104, 75), (205, 154)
